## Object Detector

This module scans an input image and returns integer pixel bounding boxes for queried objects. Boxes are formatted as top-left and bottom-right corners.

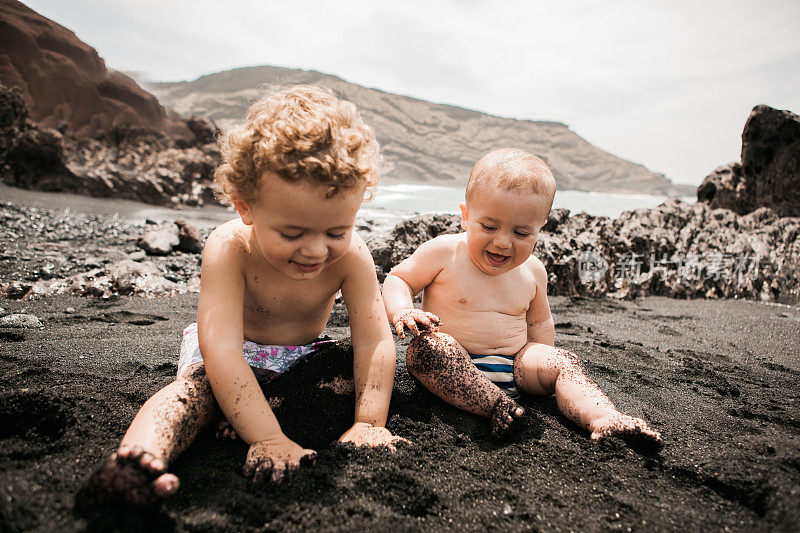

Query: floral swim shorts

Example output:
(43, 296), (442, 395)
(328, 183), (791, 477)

(177, 323), (335, 383)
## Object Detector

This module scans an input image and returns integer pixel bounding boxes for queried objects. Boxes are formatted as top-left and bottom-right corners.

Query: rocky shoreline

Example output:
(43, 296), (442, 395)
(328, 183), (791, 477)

(368, 202), (800, 304)
(2, 194), (798, 305)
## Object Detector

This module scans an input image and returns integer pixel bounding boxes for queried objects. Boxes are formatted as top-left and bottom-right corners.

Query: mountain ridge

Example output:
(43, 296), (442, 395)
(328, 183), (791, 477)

(147, 65), (693, 196)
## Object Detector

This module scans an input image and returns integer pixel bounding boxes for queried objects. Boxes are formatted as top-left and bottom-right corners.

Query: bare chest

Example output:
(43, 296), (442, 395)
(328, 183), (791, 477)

(241, 269), (340, 333)
(427, 264), (534, 317)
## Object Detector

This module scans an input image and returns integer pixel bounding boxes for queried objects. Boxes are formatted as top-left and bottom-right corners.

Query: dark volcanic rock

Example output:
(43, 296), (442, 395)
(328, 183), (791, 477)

(175, 218), (204, 253)
(0, 0), (192, 139)
(0, 1), (224, 207)
(0, 83), (221, 206)
(698, 105), (800, 217)
(370, 201), (800, 303)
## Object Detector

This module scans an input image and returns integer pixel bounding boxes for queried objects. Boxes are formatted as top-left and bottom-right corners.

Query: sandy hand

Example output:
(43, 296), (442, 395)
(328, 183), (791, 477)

(392, 309), (441, 339)
(243, 435), (317, 483)
(339, 422), (409, 452)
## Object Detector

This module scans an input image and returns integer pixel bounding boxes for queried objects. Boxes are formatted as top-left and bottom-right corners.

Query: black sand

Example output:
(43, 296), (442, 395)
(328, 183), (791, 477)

(1, 292), (799, 532)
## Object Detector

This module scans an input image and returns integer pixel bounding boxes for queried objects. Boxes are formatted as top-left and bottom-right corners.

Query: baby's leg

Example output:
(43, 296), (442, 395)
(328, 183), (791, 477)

(406, 332), (524, 436)
(513, 344), (662, 448)
(76, 363), (218, 510)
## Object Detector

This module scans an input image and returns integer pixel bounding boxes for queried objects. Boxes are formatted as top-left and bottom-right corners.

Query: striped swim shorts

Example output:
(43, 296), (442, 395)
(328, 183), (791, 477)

(469, 353), (519, 398)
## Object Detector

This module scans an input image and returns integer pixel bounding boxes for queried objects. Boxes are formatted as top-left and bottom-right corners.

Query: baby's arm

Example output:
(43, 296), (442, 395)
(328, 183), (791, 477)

(382, 238), (447, 337)
(197, 230), (314, 482)
(526, 257), (555, 346)
(338, 235), (405, 448)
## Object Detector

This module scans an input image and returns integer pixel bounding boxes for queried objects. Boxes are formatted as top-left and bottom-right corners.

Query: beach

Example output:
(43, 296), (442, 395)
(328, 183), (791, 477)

(1, 288), (799, 531)
(1, 187), (799, 531)
(2, 2), (798, 529)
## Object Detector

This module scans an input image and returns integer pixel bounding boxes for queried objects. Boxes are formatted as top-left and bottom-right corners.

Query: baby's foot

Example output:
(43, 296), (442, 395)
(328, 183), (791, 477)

(75, 446), (179, 512)
(590, 413), (663, 450)
(216, 419), (238, 440)
(489, 396), (525, 437)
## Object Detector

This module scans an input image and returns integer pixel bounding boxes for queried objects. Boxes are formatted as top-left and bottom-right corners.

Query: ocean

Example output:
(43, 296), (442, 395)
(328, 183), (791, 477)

(358, 182), (695, 227)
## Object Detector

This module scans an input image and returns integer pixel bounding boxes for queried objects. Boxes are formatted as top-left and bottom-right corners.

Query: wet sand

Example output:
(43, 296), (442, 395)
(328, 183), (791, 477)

(1, 293), (799, 531)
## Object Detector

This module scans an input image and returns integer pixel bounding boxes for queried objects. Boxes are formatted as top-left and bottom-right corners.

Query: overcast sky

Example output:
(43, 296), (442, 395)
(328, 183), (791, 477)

(22, 0), (800, 186)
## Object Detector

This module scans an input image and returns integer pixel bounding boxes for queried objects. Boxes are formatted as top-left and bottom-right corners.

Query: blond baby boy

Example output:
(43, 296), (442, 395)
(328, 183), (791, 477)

(78, 86), (402, 509)
(383, 148), (662, 443)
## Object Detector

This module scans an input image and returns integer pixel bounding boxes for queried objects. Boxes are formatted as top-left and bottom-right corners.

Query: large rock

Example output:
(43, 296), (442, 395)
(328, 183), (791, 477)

(0, 83), (221, 206)
(0, 0), (191, 139)
(0, 1), (224, 207)
(697, 105), (800, 216)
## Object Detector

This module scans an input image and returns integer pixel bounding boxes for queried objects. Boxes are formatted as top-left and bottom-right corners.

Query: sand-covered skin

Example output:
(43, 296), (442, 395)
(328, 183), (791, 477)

(1, 293), (799, 531)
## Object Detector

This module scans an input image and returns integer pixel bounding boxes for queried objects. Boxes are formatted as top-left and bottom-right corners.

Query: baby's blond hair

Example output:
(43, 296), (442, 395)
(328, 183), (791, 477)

(214, 85), (381, 203)
(466, 148), (556, 210)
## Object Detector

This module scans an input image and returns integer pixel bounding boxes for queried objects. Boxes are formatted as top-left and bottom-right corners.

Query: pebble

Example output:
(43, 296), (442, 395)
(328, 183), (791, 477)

(127, 250), (146, 261)
(138, 225), (180, 256)
(0, 313), (43, 328)
(64, 307), (77, 314)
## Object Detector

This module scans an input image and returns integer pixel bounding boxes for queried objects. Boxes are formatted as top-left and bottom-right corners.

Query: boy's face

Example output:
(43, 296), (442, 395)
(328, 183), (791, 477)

(234, 172), (364, 281)
(459, 186), (550, 276)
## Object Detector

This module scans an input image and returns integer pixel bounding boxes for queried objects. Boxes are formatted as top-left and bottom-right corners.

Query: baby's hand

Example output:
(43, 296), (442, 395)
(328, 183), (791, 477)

(339, 422), (410, 451)
(244, 434), (316, 483)
(392, 308), (441, 339)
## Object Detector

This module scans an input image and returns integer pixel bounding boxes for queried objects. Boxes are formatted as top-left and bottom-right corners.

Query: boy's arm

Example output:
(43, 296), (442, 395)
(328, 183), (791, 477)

(526, 257), (555, 346)
(339, 235), (404, 447)
(382, 237), (448, 337)
(197, 229), (314, 481)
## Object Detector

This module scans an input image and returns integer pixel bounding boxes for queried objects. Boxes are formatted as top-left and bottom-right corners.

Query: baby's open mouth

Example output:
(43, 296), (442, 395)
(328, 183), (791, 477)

(485, 251), (510, 267)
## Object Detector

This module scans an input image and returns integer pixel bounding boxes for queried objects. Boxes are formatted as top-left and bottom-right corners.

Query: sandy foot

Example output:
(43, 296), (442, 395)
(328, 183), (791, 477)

(590, 413), (663, 451)
(75, 446), (179, 511)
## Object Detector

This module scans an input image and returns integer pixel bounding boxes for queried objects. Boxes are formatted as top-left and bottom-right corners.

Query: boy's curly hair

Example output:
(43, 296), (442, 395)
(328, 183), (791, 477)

(214, 85), (381, 203)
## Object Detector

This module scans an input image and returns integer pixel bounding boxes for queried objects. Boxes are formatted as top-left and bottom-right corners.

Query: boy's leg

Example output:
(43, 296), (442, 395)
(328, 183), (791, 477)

(513, 343), (661, 446)
(406, 332), (524, 436)
(76, 363), (218, 510)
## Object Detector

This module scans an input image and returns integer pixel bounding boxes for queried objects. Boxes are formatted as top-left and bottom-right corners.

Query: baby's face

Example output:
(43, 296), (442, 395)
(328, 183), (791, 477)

(460, 187), (550, 276)
(236, 172), (364, 280)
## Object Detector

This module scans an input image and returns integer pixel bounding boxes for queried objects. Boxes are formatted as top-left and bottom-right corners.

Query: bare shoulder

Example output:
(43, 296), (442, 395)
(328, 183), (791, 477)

(202, 219), (250, 266)
(336, 232), (382, 287)
(414, 232), (462, 259)
(387, 233), (461, 291)
(340, 231), (374, 267)
(523, 254), (548, 284)
(390, 232), (461, 273)
(339, 232), (380, 296)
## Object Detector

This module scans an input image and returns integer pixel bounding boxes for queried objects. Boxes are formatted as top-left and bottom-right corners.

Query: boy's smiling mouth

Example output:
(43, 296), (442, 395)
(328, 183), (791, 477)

(291, 260), (323, 273)
(485, 251), (510, 267)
